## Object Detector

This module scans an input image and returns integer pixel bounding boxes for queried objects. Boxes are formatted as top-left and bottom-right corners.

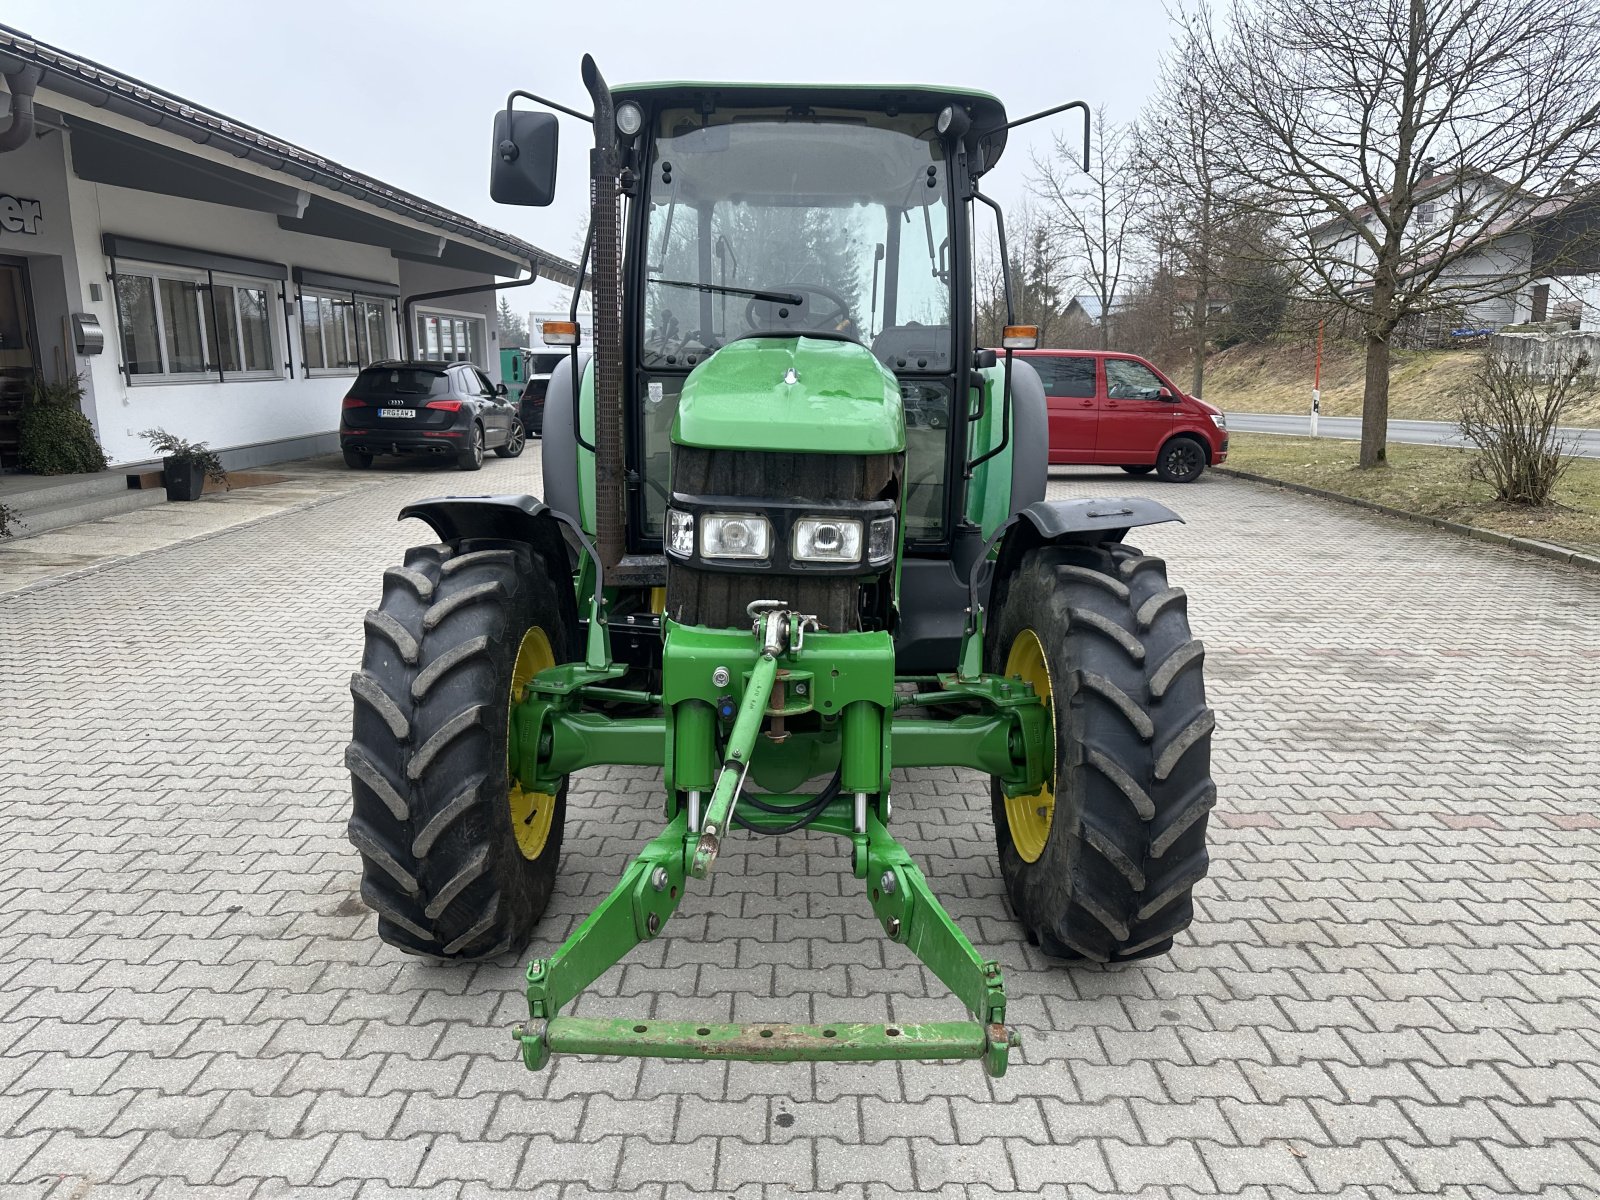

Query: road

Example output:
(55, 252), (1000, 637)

(1228, 411), (1600, 457)
(2, 457), (1598, 1195)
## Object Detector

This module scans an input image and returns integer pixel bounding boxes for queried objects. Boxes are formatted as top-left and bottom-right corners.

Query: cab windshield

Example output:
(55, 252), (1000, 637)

(636, 104), (957, 544)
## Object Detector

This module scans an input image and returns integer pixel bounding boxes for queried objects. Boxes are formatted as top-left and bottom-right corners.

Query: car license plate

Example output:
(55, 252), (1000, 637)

(377, 408), (414, 419)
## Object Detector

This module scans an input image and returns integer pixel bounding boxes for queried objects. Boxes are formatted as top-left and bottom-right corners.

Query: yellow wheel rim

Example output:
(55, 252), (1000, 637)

(507, 626), (557, 860)
(1004, 628), (1055, 863)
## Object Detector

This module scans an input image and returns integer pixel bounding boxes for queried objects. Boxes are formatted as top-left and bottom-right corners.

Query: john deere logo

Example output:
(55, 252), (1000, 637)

(0, 194), (42, 236)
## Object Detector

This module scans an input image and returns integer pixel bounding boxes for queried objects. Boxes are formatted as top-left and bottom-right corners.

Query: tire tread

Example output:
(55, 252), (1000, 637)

(345, 538), (572, 961)
(988, 541), (1214, 963)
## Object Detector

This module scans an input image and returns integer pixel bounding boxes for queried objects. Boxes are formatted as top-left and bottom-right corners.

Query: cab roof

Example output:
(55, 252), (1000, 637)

(611, 81), (1010, 171)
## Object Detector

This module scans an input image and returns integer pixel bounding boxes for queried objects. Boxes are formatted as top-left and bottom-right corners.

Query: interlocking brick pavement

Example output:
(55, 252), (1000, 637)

(2, 450), (1599, 1197)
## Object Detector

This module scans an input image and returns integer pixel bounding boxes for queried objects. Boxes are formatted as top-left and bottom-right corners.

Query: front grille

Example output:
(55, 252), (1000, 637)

(664, 447), (901, 631)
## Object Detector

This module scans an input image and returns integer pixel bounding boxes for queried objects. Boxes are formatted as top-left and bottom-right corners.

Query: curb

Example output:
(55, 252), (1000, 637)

(1213, 466), (1600, 575)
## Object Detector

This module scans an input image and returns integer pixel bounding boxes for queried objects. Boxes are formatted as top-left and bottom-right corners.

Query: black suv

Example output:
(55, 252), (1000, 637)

(340, 362), (526, 471)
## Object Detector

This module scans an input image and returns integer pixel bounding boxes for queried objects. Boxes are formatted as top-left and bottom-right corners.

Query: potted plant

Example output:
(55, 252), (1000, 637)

(141, 428), (229, 501)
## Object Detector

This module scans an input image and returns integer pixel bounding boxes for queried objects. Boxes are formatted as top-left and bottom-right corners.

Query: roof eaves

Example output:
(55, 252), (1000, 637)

(0, 24), (578, 285)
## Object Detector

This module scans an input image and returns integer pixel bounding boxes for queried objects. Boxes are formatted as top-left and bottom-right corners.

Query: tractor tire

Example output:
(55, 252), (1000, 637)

(987, 541), (1214, 963)
(346, 538), (575, 959)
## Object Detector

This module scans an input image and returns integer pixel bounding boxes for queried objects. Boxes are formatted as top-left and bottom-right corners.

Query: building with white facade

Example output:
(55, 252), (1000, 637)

(1306, 169), (1600, 335)
(0, 26), (575, 469)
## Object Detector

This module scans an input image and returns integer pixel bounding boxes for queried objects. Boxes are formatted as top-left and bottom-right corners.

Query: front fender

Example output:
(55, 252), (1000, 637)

(399, 494), (580, 635)
(980, 497), (1184, 625)
(1013, 496), (1182, 542)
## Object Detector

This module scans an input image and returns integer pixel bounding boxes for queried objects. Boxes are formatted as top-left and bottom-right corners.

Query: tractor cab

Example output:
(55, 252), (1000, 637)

(616, 85), (1005, 556)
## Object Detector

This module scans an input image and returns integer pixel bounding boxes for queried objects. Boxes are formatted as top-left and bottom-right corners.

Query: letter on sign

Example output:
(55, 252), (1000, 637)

(0, 195), (43, 235)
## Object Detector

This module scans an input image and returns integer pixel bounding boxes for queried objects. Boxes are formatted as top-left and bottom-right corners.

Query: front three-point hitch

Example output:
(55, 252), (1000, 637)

(509, 601), (1042, 1077)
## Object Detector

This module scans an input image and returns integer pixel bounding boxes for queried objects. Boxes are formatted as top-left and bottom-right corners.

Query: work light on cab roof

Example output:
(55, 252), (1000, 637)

(341, 54), (1216, 1083)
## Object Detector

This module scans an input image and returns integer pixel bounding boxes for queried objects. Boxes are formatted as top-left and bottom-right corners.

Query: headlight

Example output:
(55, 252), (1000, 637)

(867, 516), (896, 565)
(666, 508), (694, 557)
(793, 517), (862, 564)
(700, 513), (770, 560)
(1210, 412), (1227, 429)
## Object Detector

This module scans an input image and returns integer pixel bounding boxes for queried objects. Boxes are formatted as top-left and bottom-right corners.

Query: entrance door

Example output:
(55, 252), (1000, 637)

(0, 258), (38, 470)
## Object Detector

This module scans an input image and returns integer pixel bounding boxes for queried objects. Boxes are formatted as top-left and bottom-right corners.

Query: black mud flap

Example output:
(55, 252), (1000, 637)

(399, 494), (582, 631)
(980, 497), (1184, 627)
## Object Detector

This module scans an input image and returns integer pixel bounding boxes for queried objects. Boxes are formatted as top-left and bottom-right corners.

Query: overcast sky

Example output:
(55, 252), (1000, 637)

(9, 0), (1175, 310)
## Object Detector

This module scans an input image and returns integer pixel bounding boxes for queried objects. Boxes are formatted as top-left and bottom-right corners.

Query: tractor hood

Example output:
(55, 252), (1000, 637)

(672, 337), (906, 455)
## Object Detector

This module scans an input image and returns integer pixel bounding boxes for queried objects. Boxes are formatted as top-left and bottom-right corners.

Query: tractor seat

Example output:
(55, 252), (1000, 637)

(871, 324), (951, 372)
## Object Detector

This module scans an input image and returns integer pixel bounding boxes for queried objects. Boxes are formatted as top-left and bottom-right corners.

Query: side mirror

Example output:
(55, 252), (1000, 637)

(490, 109), (559, 206)
(974, 348), (997, 370)
(495, 381), (508, 396)
(1157, 386), (1176, 400)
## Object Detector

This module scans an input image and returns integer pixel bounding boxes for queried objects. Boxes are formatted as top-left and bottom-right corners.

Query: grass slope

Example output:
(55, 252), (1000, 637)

(1224, 432), (1600, 556)
(1204, 341), (1600, 427)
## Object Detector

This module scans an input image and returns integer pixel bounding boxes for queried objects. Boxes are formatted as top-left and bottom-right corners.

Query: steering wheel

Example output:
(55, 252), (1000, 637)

(744, 283), (859, 338)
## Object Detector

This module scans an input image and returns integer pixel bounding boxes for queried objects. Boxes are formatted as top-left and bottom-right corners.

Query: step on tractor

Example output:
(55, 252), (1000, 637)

(346, 58), (1215, 1079)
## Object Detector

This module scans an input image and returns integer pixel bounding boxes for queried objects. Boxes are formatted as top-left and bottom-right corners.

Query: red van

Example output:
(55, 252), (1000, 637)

(1012, 349), (1228, 483)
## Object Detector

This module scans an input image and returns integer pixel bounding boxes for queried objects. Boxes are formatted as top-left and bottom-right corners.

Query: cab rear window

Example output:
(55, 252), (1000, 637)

(351, 367), (450, 399)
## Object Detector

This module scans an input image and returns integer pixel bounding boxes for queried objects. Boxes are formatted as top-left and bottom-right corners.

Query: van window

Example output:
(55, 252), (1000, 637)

(1105, 359), (1165, 399)
(1030, 355), (1096, 398)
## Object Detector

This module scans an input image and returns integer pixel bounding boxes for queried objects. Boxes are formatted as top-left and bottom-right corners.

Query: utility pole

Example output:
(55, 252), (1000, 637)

(1311, 320), (1323, 438)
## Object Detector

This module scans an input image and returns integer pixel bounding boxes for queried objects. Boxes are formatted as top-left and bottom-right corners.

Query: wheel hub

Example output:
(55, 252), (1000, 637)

(1001, 628), (1055, 863)
(508, 627), (557, 859)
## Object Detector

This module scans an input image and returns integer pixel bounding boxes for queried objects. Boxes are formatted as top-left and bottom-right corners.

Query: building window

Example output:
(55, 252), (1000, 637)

(112, 263), (282, 381)
(209, 277), (277, 375)
(358, 297), (391, 365)
(416, 309), (485, 367)
(301, 290), (393, 373)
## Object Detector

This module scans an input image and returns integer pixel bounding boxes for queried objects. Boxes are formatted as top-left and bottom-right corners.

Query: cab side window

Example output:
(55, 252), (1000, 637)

(1105, 359), (1164, 399)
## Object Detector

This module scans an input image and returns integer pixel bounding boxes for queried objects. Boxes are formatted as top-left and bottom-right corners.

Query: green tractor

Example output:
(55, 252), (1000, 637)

(346, 58), (1215, 1078)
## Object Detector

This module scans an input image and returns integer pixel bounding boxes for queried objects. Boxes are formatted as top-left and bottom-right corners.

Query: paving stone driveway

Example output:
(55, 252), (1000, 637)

(2, 453), (1598, 1198)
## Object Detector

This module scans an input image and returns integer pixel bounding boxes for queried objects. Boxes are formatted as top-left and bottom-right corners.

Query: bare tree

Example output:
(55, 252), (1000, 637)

(1033, 109), (1143, 350)
(974, 201), (1075, 348)
(1194, 0), (1600, 467)
(1136, 28), (1240, 396)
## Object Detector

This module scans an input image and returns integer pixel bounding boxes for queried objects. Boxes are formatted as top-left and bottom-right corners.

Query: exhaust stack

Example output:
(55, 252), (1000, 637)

(581, 56), (626, 571)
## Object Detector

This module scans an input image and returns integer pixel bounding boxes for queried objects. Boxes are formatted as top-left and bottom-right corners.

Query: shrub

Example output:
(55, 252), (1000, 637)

(1459, 350), (1592, 506)
(140, 428), (229, 490)
(18, 375), (108, 476)
(0, 500), (21, 539)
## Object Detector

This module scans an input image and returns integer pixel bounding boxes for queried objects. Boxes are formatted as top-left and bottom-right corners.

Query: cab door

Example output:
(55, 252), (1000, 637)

(1099, 356), (1178, 462)
(1033, 353), (1100, 464)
